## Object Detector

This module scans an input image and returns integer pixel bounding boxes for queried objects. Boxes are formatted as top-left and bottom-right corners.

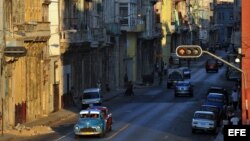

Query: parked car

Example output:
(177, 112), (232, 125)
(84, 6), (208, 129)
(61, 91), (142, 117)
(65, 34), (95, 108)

(205, 59), (219, 73)
(167, 70), (184, 88)
(206, 86), (229, 105)
(81, 88), (103, 109)
(226, 69), (241, 81)
(174, 81), (193, 97)
(204, 93), (227, 113)
(200, 104), (222, 126)
(192, 111), (217, 134)
(74, 107), (112, 138)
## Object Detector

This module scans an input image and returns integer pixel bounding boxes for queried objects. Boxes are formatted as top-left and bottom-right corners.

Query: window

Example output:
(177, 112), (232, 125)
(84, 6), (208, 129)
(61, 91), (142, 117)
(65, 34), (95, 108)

(120, 3), (128, 25)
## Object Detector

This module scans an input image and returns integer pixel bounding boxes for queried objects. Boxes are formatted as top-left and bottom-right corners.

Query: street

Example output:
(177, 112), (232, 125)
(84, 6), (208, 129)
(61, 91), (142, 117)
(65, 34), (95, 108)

(13, 50), (234, 141)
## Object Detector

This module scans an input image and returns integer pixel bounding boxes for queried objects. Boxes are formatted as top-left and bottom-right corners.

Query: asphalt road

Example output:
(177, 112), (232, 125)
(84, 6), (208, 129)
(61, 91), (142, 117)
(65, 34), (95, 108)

(21, 50), (234, 141)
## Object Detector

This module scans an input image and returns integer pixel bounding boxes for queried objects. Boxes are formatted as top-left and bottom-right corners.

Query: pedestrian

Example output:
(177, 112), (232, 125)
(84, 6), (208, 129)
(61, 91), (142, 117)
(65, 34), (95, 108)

(124, 73), (128, 87)
(125, 81), (134, 96)
(163, 63), (168, 76)
(97, 79), (101, 89)
(70, 86), (75, 106)
(230, 116), (240, 125)
(231, 89), (239, 111)
(158, 71), (163, 85)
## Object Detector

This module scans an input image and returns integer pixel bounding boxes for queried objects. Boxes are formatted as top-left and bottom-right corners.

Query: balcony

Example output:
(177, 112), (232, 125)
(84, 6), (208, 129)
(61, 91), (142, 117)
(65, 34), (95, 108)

(13, 22), (51, 41)
(43, 0), (51, 5)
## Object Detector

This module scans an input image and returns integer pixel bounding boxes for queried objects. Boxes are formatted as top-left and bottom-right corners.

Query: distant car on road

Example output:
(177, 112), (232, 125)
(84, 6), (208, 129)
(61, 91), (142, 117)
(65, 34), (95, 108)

(204, 93), (227, 113)
(206, 86), (229, 105)
(81, 88), (103, 109)
(174, 81), (193, 97)
(192, 111), (217, 134)
(167, 70), (184, 88)
(74, 107), (112, 138)
(205, 59), (219, 73)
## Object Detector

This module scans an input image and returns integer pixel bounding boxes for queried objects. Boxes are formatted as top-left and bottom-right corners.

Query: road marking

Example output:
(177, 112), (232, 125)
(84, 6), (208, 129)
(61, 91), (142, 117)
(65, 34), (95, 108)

(106, 123), (130, 140)
(53, 131), (74, 141)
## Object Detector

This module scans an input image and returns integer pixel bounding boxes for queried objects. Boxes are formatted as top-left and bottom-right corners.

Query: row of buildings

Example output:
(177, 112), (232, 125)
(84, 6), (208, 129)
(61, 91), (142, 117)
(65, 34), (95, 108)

(0, 0), (241, 129)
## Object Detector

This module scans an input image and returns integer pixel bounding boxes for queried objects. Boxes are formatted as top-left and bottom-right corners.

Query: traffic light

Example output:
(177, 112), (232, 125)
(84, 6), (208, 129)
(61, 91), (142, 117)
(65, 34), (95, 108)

(176, 45), (203, 58)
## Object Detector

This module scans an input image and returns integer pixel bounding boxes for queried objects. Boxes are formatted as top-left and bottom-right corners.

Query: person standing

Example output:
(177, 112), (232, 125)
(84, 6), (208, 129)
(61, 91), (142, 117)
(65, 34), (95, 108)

(163, 63), (168, 76)
(124, 73), (128, 87)
(231, 89), (239, 111)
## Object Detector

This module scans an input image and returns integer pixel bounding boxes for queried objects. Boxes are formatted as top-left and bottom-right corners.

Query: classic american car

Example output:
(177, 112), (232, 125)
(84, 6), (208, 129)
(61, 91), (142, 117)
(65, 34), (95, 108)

(74, 106), (112, 138)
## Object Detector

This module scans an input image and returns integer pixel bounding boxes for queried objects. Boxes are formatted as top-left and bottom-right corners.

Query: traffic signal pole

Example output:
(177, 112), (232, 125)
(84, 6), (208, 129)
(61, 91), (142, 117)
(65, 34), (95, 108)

(203, 50), (248, 125)
(176, 45), (249, 125)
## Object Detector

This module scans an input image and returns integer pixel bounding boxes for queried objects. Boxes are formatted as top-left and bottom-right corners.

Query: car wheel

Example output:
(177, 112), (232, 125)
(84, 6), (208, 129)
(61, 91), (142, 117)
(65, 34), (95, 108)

(192, 129), (196, 133)
(99, 132), (106, 138)
(190, 93), (193, 97)
(109, 125), (112, 131)
(74, 134), (79, 139)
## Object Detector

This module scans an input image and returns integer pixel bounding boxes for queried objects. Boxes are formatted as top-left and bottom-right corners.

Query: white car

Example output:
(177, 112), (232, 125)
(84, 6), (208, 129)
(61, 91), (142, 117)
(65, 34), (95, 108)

(81, 88), (103, 109)
(192, 111), (217, 134)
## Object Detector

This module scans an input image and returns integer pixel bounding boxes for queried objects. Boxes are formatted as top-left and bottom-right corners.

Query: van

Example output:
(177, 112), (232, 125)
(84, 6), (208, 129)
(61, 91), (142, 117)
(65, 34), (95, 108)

(81, 88), (102, 109)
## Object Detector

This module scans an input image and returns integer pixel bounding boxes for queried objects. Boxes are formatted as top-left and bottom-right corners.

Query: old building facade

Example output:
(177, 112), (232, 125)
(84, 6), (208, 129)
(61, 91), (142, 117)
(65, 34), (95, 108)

(1, 0), (51, 129)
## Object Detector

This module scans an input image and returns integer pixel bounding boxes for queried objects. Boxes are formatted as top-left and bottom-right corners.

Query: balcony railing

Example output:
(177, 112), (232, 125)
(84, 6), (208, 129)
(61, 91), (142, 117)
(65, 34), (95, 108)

(13, 22), (51, 41)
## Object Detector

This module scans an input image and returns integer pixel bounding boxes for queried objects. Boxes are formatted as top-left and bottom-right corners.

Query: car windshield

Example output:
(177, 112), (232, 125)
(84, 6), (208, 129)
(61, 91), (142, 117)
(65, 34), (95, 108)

(80, 113), (99, 118)
(208, 88), (225, 94)
(194, 113), (214, 120)
(169, 72), (183, 79)
(82, 92), (99, 99)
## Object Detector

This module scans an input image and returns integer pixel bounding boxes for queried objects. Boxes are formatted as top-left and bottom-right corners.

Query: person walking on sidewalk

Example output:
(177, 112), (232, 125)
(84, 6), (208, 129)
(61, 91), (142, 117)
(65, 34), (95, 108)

(231, 89), (239, 111)
(163, 63), (168, 76)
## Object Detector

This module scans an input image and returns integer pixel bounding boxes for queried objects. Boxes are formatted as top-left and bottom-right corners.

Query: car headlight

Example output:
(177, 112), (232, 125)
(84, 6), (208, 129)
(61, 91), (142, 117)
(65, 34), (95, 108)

(74, 126), (80, 131)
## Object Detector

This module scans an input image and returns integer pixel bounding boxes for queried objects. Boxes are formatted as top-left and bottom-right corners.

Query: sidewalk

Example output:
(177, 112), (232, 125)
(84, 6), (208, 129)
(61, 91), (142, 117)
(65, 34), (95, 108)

(0, 83), (151, 141)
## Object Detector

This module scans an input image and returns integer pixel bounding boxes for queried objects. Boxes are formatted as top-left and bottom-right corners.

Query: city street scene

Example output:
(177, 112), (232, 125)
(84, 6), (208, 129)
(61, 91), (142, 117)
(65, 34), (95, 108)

(0, 0), (249, 141)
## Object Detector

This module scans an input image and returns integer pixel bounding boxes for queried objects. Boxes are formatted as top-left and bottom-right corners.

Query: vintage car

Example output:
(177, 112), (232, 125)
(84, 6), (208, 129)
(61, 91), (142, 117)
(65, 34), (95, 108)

(206, 86), (229, 105)
(204, 93), (227, 115)
(74, 106), (112, 138)
(205, 58), (219, 73)
(192, 111), (217, 134)
(88, 106), (113, 131)
(174, 81), (193, 97)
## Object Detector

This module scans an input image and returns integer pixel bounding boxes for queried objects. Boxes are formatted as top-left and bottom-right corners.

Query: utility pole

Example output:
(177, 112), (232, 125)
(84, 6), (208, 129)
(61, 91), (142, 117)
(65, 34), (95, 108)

(186, 0), (193, 44)
(0, 0), (5, 135)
